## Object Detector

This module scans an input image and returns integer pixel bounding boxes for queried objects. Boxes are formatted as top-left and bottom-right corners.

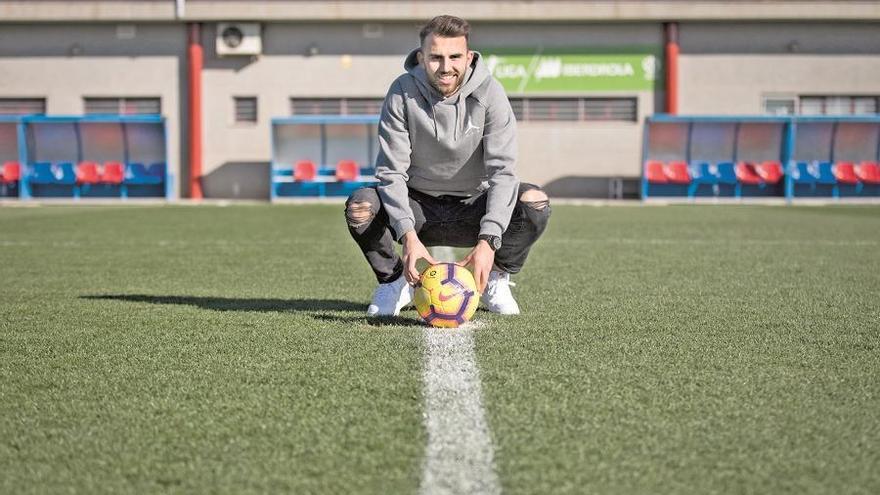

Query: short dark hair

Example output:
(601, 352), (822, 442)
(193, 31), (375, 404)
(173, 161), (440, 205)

(419, 15), (470, 46)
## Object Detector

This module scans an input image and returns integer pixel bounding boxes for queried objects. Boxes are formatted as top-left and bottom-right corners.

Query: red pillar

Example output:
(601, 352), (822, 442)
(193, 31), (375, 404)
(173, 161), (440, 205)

(664, 22), (679, 115)
(187, 23), (203, 199)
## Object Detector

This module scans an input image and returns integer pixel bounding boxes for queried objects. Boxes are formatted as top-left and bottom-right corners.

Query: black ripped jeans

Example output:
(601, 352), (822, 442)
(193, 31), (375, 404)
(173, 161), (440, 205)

(345, 184), (551, 283)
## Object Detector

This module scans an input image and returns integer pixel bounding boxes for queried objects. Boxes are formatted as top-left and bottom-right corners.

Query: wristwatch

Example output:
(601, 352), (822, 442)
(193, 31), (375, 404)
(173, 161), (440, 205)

(478, 234), (502, 251)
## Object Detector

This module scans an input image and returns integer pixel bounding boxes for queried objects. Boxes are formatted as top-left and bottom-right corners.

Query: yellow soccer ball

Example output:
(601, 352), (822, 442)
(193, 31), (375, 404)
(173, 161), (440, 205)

(414, 263), (480, 328)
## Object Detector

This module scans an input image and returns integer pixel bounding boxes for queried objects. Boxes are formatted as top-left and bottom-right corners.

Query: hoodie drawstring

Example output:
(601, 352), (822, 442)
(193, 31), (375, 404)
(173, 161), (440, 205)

(430, 103), (439, 141)
(453, 100), (459, 141)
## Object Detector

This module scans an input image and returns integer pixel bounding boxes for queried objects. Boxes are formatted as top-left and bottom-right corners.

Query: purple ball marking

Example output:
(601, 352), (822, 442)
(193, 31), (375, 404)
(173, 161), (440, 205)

(441, 263), (457, 284)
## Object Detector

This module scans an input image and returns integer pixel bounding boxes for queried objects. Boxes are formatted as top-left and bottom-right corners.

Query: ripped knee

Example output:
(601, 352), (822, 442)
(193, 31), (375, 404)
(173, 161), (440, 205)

(519, 188), (549, 211)
(345, 201), (374, 227)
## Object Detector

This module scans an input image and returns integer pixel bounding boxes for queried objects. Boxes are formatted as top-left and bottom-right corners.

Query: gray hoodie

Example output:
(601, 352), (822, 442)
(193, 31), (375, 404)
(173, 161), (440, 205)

(375, 48), (519, 241)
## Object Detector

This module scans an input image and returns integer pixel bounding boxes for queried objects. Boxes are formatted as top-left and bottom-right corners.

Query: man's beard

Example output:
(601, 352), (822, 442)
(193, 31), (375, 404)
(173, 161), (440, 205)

(432, 71), (462, 96)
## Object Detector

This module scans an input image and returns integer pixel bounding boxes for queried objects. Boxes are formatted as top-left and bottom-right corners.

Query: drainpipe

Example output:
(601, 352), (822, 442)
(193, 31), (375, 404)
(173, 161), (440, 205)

(664, 22), (679, 115)
(188, 22), (203, 199)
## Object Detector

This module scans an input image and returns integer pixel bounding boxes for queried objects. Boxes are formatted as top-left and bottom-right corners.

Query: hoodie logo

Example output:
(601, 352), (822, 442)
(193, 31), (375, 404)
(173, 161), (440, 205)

(464, 116), (482, 136)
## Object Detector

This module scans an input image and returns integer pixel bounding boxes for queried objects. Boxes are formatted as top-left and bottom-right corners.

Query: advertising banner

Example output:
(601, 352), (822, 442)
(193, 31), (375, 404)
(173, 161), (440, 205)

(483, 50), (662, 93)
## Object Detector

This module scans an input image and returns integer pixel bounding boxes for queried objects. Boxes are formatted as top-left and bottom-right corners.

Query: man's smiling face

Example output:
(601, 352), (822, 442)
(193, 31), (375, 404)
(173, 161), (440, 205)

(417, 34), (473, 97)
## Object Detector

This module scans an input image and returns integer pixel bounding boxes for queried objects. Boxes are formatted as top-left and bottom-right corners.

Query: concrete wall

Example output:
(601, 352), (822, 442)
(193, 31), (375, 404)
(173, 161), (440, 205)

(679, 23), (880, 115)
(0, 23), (186, 196)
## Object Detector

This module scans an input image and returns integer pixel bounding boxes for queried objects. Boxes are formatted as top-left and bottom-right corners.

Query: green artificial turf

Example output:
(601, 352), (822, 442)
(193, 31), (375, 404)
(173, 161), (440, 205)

(477, 205), (880, 494)
(0, 205), (425, 494)
(1, 204), (878, 494)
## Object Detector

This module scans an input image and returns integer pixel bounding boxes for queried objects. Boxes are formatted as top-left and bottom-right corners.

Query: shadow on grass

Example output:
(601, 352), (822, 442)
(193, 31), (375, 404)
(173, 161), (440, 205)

(312, 313), (425, 327)
(82, 294), (366, 313)
(82, 294), (429, 327)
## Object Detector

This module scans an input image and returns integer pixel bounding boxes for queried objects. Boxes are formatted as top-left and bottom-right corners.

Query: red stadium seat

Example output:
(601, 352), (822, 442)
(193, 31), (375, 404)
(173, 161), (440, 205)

(101, 162), (125, 184)
(293, 160), (317, 182)
(1, 161), (21, 183)
(755, 160), (783, 184)
(645, 160), (668, 184)
(735, 162), (762, 185)
(335, 160), (359, 182)
(663, 161), (691, 184)
(76, 161), (100, 184)
(855, 161), (880, 184)
(833, 162), (859, 184)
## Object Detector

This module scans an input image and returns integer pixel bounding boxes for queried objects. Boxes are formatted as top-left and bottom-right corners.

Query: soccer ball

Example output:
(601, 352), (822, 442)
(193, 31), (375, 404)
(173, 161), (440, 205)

(414, 263), (480, 328)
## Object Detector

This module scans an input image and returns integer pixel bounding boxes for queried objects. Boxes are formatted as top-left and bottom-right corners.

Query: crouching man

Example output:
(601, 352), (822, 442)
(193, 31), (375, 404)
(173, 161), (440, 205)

(345, 15), (551, 317)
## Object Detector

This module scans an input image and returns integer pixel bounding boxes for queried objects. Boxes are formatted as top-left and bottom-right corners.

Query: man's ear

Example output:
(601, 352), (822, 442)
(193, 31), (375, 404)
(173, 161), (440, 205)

(467, 50), (474, 65)
(417, 50), (424, 65)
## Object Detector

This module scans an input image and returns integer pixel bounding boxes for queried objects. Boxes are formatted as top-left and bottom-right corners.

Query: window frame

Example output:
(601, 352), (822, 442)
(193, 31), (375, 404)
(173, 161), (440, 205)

(0, 98), (47, 116)
(233, 96), (259, 124)
(507, 96), (639, 123)
(83, 97), (161, 116)
(763, 94), (879, 116)
(290, 97), (385, 116)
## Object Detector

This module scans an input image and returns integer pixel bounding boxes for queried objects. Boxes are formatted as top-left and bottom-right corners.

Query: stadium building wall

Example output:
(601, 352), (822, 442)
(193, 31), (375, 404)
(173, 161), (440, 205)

(678, 23), (880, 115)
(1, 10), (879, 199)
(0, 23), (185, 196)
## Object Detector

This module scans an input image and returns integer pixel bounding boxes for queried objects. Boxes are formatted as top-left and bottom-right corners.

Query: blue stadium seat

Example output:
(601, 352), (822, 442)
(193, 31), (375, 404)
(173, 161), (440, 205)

(816, 161), (837, 185)
(125, 163), (163, 185)
(715, 162), (738, 185)
(689, 161), (718, 184)
(790, 160), (840, 197)
(790, 161), (817, 184)
(687, 161), (720, 197)
(27, 162), (51, 183)
(29, 162), (76, 184)
(147, 162), (167, 181)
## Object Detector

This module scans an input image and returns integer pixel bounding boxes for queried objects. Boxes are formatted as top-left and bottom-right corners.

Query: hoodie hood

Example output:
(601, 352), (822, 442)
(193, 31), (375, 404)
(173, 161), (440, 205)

(403, 47), (490, 140)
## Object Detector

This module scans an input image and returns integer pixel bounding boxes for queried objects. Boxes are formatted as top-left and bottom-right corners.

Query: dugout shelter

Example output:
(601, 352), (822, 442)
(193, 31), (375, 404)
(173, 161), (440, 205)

(642, 115), (880, 201)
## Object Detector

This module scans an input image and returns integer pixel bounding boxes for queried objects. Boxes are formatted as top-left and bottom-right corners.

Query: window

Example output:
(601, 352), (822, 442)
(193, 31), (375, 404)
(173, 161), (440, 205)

(290, 97), (384, 116)
(345, 98), (384, 115)
(508, 97), (637, 122)
(801, 96), (878, 115)
(84, 97), (161, 115)
(852, 97), (878, 115)
(763, 97), (796, 116)
(234, 96), (258, 123)
(0, 98), (46, 115)
(765, 95), (879, 116)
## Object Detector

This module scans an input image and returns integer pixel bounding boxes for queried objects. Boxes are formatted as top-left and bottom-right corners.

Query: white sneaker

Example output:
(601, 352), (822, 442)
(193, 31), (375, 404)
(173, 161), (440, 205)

(367, 275), (413, 316)
(482, 271), (520, 315)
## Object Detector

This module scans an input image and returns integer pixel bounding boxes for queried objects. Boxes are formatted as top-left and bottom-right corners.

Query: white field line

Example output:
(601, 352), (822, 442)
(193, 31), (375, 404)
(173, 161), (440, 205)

(431, 245), (456, 262)
(420, 320), (501, 495)
(419, 246), (500, 495)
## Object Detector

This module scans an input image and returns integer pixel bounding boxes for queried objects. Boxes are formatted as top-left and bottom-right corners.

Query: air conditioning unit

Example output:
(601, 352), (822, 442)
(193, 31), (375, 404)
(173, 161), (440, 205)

(216, 23), (262, 56)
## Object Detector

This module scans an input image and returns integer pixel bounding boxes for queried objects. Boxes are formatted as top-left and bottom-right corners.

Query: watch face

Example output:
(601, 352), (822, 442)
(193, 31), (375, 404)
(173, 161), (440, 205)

(480, 235), (501, 250)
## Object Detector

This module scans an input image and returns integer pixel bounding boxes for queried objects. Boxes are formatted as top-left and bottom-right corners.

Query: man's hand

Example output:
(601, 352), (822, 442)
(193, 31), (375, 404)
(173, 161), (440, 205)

(459, 240), (495, 293)
(402, 231), (439, 285)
